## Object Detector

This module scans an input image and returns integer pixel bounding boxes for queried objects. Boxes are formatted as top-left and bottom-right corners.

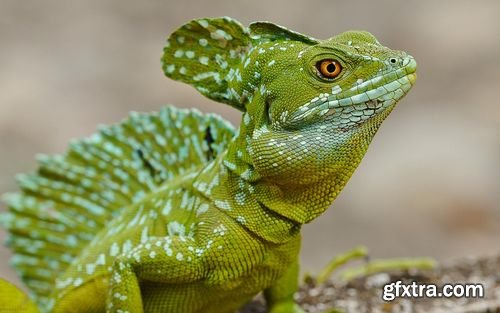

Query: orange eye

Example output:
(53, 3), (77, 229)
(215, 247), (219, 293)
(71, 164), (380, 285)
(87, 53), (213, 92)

(317, 59), (342, 79)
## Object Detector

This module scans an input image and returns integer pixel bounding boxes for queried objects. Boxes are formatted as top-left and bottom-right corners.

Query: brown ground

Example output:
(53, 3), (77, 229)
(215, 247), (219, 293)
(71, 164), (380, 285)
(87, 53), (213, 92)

(241, 254), (500, 313)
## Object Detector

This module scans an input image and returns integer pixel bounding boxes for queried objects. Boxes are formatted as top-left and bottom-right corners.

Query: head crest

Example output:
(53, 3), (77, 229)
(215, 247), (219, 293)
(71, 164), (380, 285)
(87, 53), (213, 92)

(162, 17), (318, 111)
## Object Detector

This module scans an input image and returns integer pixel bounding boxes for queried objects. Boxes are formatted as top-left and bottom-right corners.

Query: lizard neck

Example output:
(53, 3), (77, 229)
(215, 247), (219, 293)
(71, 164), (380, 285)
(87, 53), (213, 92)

(222, 103), (391, 225)
(193, 148), (301, 244)
(194, 104), (390, 241)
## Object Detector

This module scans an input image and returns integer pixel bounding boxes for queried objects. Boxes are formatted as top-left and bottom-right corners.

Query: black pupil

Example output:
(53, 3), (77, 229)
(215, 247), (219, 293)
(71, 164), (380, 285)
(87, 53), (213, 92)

(326, 63), (336, 73)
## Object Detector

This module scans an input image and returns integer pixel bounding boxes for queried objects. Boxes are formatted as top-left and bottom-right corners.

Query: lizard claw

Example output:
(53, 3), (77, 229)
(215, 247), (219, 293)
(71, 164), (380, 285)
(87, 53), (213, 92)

(315, 246), (369, 284)
(322, 308), (345, 313)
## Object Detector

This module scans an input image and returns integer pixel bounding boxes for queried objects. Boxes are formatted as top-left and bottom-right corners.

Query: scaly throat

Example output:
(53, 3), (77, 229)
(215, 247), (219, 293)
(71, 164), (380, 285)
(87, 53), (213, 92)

(194, 100), (392, 244)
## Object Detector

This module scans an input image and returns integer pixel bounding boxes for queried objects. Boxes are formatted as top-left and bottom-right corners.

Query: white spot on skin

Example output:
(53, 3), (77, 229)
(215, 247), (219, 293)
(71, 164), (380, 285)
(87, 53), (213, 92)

(195, 248), (204, 257)
(241, 169), (252, 180)
(268, 60), (276, 67)
(252, 125), (270, 139)
(185, 51), (195, 59)
(213, 224), (227, 236)
(167, 221), (185, 236)
(73, 278), (83, 287)
(162, 200), (172, 215)
(165, 64), (175, 74)
(122, 240), (133, 254)
(96, 253), (106, 265)
(179, 67), (187, 75)
(331, 85), (342, 95)
(223, 160), (237, 170)
(174, 50), (184, 58)
(86, 263), (96, 275)
(199, 20), (209, 28)
(199, 56), (209, 65)
(113, 272), (122, 283)
(214, 199), (232, 211)
(164, 243), (173, 256)
(56, 277), (73, 289)
(110, 242), (120, 257)
(211, 29), (232, 41)
(176, 252), (184, 261)
(235, 191), (246, 205)
(243, 113), (251, 125)
(180, 192), (190, 209)
(114, 292), (128, 301)
(193, 72), (221, 84)
(141, 227), (149, 243)
(199, 38), (208, 46)
(197, 203), (209, 216)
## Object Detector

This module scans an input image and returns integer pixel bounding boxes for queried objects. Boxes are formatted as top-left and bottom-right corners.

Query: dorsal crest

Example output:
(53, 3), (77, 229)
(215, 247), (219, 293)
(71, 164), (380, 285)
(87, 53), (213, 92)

(162, 17), (319, 111)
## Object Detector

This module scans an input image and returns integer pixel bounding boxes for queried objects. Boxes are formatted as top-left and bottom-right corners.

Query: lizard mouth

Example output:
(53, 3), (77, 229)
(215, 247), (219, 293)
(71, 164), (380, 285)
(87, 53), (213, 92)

(288, 56), (417, 126)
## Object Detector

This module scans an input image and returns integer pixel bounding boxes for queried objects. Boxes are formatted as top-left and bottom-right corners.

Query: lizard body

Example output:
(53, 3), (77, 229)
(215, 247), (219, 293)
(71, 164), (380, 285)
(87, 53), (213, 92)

(0, 17), (416, 313)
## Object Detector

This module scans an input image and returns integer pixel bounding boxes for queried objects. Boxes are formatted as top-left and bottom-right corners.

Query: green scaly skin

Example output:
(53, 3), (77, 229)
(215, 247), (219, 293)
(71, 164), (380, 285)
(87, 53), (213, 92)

(0, 17), (416, 313)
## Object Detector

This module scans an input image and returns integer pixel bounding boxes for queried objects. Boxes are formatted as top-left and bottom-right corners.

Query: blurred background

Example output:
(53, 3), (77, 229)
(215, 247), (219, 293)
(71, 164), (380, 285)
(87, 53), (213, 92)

(0, 0), (499, 288)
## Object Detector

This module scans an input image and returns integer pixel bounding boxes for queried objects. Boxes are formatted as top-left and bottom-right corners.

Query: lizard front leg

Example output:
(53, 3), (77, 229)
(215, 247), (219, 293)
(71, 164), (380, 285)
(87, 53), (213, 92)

(264, 258), (305, 313)
(107, 236), (205, 313)
(265, 257), (343, 313)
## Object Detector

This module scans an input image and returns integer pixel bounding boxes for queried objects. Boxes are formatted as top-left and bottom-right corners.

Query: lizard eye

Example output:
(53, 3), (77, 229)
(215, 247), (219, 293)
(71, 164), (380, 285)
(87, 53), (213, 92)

(316, 59), (342, 79)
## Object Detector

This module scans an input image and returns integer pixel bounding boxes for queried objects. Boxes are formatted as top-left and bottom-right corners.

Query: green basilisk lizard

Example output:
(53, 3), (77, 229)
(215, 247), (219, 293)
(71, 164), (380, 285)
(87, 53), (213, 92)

(0, 17), (417, 313)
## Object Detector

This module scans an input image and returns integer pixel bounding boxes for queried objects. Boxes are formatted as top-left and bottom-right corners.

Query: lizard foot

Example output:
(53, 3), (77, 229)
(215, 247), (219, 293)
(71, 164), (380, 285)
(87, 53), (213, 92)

(322, 308), (345, 313)
(339, 257), (436, 281)
(314, 246), (369, 284)
(268, 303), (306, 313)
(312, 245), (436, 284)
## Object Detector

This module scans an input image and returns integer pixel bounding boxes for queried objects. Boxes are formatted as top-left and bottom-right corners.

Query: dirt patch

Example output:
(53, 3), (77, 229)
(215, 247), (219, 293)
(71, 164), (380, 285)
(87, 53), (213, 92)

(240, 254), (500, 313)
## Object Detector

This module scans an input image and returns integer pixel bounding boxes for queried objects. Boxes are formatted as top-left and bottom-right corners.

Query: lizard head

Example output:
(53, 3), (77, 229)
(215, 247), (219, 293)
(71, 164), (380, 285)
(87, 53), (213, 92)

(244, 23), (416, 189)
(272, 30), (417, 129)
(163, 18), (417, 216)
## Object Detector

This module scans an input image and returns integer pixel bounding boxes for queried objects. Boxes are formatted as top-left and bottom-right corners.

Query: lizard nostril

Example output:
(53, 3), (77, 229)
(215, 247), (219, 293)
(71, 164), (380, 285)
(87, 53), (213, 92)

(389, 57), (398, 64)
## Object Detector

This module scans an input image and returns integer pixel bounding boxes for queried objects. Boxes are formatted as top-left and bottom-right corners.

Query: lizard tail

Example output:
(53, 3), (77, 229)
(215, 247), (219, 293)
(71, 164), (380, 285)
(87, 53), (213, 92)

(0, 279), (40, 313)
(0, 106), (235, 310)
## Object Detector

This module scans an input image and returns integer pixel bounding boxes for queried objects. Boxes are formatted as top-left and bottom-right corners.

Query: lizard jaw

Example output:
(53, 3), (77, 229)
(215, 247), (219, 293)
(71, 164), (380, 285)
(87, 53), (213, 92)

(320, 76), (413, 127)
(288, 56), (417, 126)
